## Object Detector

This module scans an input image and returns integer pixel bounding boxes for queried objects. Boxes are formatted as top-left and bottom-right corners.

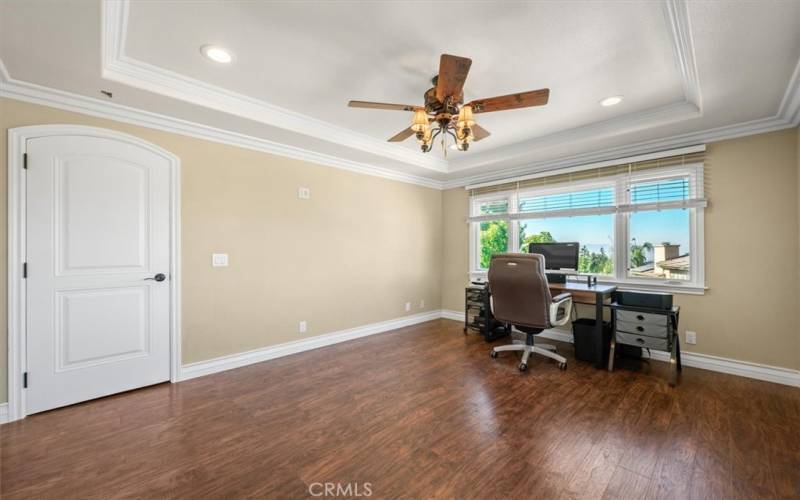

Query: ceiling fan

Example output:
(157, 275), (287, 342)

(348, 54), (549, 154)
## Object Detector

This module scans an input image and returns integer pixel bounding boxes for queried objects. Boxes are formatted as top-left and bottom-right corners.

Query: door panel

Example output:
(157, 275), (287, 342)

(56, 286), (150, 371)
(26, 135), (172, 415)
(57, 155), (149, 273)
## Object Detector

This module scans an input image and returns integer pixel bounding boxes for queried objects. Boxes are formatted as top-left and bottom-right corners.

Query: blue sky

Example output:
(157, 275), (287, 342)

(520, 209), (690, 255)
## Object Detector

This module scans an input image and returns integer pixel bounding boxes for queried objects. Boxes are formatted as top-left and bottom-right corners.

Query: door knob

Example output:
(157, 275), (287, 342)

(144, 273), (166, 282)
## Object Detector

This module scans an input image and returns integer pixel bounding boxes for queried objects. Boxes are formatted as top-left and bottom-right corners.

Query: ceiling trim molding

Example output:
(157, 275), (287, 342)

(442, 114), (796, 189)
(663, 0), (702, 109)
(102, 0), (709, 176)
(0, 60), (445, 190)
(3, 52), (797, 193)
(444, 47), (800, 189)
(446, 100), (700, 172)
(778, 58), (800, 126)
(100, 0), (449, 173)
(446, 0), (703, 172)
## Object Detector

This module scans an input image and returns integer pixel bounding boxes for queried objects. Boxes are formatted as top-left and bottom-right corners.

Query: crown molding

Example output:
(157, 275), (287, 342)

(446, 0), (703, 172)
(101, 0), (448, 174)
(103, 0), (707, 176)
(778, 58), (800, 126)
(664, 0), (702, 109)
(447, 100), (701, 172)
(442, 113), (797, 189)
(0, 60), (445, 189)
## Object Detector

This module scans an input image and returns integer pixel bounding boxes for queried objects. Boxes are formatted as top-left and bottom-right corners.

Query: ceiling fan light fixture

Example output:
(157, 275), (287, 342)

(410, 109), (429, 132)
(457, 105), (475, 128)
(417, 127), (432, 145)
(200, 45), (233, 64)
(600, 95), (624, 107)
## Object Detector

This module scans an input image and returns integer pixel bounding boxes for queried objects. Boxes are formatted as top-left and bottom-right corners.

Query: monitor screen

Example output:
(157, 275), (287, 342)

(528, 242), (580, 271)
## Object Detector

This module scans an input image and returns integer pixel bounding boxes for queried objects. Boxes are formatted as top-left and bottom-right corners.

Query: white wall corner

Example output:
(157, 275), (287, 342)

(0, 403), (9, 424)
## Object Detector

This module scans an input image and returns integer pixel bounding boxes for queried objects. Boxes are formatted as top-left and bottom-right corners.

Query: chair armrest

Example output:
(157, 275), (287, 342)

(552, 292), (571, 303)
(550, 293), (573, 328)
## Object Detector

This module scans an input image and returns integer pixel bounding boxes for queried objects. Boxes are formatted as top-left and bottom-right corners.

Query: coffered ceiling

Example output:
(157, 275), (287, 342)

(1, 0), (799, 188)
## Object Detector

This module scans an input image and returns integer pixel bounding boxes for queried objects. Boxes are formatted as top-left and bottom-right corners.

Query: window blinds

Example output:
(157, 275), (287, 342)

(468, 147), (707, 222)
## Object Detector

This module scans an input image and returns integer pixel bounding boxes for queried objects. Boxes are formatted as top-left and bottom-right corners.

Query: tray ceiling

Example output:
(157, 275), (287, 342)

(1, 0), (798, 187)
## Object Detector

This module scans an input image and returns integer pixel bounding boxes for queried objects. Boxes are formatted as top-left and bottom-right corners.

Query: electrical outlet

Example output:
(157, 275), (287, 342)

(405, 302), (411, 312)
(419, 299), (425, 309)
(298, 187), (311, 199)
(299, 321), (307, 333)
(685, 330), (697, 344)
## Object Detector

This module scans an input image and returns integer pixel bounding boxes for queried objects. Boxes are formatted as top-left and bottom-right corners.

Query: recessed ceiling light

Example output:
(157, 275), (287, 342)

(200, 45), (233, 64)
(600, 95), (624, 107)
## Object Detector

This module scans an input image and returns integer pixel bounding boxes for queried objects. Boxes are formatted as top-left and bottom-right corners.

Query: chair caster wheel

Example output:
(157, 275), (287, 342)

(558, 362), (567, 371)
(518, 363), (528, 372)
(490, 350), (498, 358)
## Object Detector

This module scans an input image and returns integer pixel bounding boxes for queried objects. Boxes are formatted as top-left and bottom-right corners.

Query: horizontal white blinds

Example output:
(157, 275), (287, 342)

(519, 186), (615, 213)
(469, 151), (706, 222)
(469, 150), (705, 197)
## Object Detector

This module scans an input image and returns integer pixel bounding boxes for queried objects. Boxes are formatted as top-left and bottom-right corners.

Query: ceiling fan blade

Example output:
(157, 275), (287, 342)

(471, 123), (491, 141)
(468, 88), (550, 113)
(349, 101), (420, 112)
(436, 54), (472, 102)
(388, 127), (415, 142)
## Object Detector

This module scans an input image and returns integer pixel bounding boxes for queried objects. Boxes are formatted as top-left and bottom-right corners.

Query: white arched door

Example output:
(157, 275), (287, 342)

(22, 128), (176, 415)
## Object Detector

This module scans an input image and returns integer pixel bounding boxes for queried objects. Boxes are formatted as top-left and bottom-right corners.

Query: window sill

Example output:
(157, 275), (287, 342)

(468, 271), (706, 296)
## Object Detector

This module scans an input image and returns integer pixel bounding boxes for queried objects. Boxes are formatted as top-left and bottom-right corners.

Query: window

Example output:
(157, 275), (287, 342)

(519, 215), (615, 275)
(628, 209), (691, 281)
(469, 163), (705, 291)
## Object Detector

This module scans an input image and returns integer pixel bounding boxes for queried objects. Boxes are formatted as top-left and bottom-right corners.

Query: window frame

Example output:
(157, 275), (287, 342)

(469, 163), (706, 294)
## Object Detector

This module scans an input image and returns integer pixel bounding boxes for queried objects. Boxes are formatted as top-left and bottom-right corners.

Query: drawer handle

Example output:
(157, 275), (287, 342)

(636, 337), (645, 344)
(636, 326), (644, 332)
(636, 315), (645, 321)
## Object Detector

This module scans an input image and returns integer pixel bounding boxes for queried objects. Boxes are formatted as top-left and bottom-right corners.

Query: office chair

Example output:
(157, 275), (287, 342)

(488, 253), (572, 372)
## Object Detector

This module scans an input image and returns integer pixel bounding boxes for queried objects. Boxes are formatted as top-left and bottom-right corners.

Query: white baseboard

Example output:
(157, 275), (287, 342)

(441, 309), (464, 321)
(179, 311), (799, 387)
(0, 403), (8, 424)
(645, 350), (800, 387)
(179, 310), (443, 381)
(506, 323), (800, 388)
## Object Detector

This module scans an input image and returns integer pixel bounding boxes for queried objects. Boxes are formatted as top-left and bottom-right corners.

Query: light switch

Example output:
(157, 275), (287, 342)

(212, 253), (229, 267)
(298, 187), (311, 199)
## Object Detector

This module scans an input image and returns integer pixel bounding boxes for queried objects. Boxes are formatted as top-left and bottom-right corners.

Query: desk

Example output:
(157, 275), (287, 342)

(548, 282), (617, 368)
(463, 281), (617, 368)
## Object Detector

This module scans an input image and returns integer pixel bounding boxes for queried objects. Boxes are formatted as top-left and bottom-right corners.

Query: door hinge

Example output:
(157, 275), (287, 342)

(23, 372), (28, 389)
(23, 153), (28, 169)
(23, 262), (27, 278)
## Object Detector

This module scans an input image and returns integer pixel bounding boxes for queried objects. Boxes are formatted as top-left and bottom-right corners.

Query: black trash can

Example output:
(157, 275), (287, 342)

(572, 318), (611, 364)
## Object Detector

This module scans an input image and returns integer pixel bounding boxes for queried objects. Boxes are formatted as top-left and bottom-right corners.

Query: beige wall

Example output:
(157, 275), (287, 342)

(441, 128), (800, 371)
(1, 95), (798, 406)
(0, 98), (443, 403)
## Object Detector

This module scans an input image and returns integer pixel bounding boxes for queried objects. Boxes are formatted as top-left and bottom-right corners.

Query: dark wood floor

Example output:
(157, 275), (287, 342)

(2, 319), (799, 499)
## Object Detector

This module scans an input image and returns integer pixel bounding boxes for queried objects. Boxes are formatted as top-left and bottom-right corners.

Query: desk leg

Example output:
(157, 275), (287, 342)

(608, 335), (616, 372)
(594, 293), (605, 369)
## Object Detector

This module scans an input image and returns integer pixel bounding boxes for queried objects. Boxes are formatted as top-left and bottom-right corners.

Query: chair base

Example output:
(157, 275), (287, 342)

(491, 342), (567, 371)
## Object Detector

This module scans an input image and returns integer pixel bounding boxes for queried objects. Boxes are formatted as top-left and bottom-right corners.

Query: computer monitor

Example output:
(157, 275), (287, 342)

(528, 242), (579, 271)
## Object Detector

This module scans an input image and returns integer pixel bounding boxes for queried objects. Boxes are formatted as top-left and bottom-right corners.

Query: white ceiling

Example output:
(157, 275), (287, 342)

(1, 0), (799, 187)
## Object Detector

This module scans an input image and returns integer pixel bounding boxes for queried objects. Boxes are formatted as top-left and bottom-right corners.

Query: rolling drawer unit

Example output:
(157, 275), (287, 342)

(463, 285), (509, 341)
(609, 302), (682, 386)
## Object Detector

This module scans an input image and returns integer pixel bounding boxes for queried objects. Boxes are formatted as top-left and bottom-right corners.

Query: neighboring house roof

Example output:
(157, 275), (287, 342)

(631, 262), (654, 273)
(657, 254), (690, 271)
